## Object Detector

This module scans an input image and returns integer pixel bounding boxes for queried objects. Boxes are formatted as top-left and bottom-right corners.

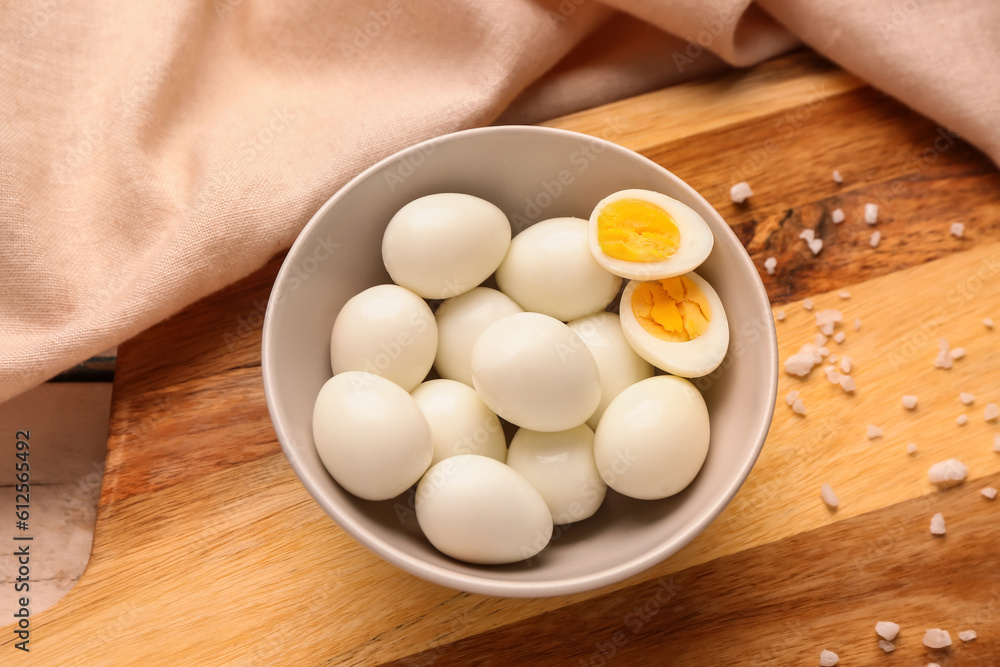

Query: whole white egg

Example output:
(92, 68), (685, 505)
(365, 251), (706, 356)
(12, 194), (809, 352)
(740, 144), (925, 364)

(567, 312), (654, 429)
(495, 217), (622, 321)
(382, 193), (512, 299)
(506, 425), (607, 525)
(312, 371), (433, 501)
(594, 375), (710, 500)
(619, 271), (729, 378)
(589, 188), (714, 280)
(415, 455), (553, 564)
(411, 379), (507, 466)
(471, 312), (601, 432)
(433, 287), (522, 386)
(329, 284), (437, 392)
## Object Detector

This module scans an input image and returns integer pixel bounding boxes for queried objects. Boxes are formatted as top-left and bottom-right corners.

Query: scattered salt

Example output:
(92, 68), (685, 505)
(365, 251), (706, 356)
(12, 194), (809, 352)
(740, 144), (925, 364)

(832, 170), (843, 184)
(929, 513), (946, 536)
(867, 424), (883, 439)
(820, 483), (839, 508)
(838, 290), (850, 299)
(950, 347), (966, 360)
(818, 346), (830, 357)
(959, 392), (975, 405)
(853, 318), (861, 331)
(831, 208), (845, 223)
(870, 230), (882, 248)
(803, 298), (814, 311)
(839, 375), (856, 393)
(934, 338), (953, 369)
(792, 398), (807, 415)
(878, 639), (894, 653)
(958, 629), (977, 642)
(840, 356), (852, 374)
(902, 395), (918, 410)
(764, 257), (777, 275)
(815, 310), (842, 336)
(815, 333), (829, 347)
(730, 181), (753, 203)
(923, 628), (951, 648)
(819, 649), (839, 666)
(799, 229), (816, 242)
(928, 459), (967, 485)
(785, 390), (800, 406)
(828, 354), (838, 363)
(907, 443), (918, 455)
(985, 317), (995, 329)
(984, 403), (999, 421)
(956, 414), (969, 426)
(775, 310), (786, 321)
(833, 331), (845, 344)
(875, 621), (900, 641)
(809, 238), (823, 255)
(824, 366), (842, 384)
(950, 222), (965, 238)
(982, 487), (998, 500)
(864, 203), (879, 224)
(994, 434), (1000, 452)
(928, 663), (941, 667)
(785, 343), (824, 376)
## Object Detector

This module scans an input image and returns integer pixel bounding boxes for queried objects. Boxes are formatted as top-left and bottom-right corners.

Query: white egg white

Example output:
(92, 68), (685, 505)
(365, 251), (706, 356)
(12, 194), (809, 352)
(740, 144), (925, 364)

(619, 271), (729, 378)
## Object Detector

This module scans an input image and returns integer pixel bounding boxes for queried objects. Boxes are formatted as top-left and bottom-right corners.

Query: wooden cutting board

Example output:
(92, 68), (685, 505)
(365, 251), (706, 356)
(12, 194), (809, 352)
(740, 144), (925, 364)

(6, 50), (1000, 666)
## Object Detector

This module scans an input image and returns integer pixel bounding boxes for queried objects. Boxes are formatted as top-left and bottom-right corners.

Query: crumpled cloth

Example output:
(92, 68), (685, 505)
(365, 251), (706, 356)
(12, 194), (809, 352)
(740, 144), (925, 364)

(2, 0), (998, 402)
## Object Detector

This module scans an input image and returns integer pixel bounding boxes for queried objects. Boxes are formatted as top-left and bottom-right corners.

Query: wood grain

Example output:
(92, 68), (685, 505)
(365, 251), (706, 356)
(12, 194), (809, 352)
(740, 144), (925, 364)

(4, 50), (1000, 666)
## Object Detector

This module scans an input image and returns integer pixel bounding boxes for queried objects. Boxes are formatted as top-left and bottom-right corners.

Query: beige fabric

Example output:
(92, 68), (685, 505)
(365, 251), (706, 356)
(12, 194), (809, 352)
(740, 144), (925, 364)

(2, 0), (998, 402)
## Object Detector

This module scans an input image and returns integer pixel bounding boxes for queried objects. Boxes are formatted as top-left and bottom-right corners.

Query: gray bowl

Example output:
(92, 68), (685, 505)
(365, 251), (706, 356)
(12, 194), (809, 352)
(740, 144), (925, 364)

(262, 125), (777, 598)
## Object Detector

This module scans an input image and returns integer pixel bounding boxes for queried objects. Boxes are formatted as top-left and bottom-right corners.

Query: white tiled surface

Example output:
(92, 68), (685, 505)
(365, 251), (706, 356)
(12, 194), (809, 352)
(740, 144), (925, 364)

(0, 382), (111, 617)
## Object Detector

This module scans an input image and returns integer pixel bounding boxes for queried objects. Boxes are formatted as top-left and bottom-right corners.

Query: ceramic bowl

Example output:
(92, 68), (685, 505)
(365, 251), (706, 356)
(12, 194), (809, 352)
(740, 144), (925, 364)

(261, 125), (777, 597)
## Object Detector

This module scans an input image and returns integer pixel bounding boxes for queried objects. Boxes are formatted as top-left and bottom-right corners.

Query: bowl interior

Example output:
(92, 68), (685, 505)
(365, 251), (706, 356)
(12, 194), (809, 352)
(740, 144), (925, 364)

(262, 126), (777, 597)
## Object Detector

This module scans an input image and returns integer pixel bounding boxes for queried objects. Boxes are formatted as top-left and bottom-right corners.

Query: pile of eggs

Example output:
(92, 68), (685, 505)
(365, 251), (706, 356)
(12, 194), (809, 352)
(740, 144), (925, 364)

(312, 189), (729, 565)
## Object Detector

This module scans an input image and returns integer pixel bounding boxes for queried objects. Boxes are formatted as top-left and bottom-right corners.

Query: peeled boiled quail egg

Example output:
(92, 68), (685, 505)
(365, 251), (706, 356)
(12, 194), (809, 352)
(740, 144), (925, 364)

(433, 287), (523, 387)
(471, 312), (601, 432)
(330, 284), (437, 391)
(495, 217), (622, 321)
(594, 375), (710, 500)
(619, 271), (729, 378)
(505, 425), (607, 525)
(589, 188), (714, 280)
(313, 371), (433, 501)
(567, 311), (654, 430)
(382, 193), (511, 299)
(415, 455), (553, 564)
(411, 379), (507, 466)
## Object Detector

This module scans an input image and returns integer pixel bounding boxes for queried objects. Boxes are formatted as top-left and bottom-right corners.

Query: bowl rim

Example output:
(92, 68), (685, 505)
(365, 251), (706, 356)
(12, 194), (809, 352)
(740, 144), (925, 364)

(262, 124), (778, 598)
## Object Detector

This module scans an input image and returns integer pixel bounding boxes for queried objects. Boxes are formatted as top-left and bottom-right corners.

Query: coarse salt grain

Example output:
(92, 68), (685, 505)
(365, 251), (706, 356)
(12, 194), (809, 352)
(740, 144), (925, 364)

(928, 663), (941, 667)
(730, 181), (753, 203)
(960, 392), (975, 405)
(792, 398), (807, 415)
(994, 434), (1000, 452)
(840, 356), (852, 374)
(815, 333), (829, 347)
(985, 318), (995, 329)
(870, 230), (882, 247)
(831, 208), (845, 223)
(907, 443), (918, 454)
(928, 459), (967, 485)
(930, 513), (946, 536)
(819, 649), (839, 666)
(839, 375), (856, 393)
(824, 366), (841, 384)
(923, 628), (951, 648)
(809, 238), (823, 255)
(818, 346), (830, 357)
(984, 403), (999, 421)
(815, 310), (842, 336)
(764, 257), (777, 275)
(982, 487), (998, 500)
(956, 414), (969, 426)
(785, 391), (800, 407)
(950, 347), (966, 360)
(935, 338), (953, 369)
(838, 290), (850, 299)
(875, 621), (900, 641)
(878, 639), (894, 653)
(950, 222), (965, 238)
(799, 229), (816, 242)
(864, 203), (879, 224)
(775, 310), (786, 321)
(958, 630), (977, 642)
(803, 298), (814, 311)
(902, 395), (918, 409)
(833, 331), (845, 344)
(828, 354), (838, 363)
(820, 483), (839, 508)
(832, 170), (843, 184)
(853, 317), (861, 331)
(867, 424), (883, 439)
(784, 343), (824, 377)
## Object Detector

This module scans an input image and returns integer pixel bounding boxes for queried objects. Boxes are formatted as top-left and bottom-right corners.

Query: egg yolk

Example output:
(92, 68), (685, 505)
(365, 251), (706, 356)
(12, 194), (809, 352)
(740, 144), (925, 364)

(597, 199), (681, 263)
(631, 276), (711, 342)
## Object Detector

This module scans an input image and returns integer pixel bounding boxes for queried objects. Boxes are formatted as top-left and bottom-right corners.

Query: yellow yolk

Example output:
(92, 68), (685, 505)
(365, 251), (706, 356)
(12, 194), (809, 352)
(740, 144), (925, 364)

(631, 276), (712, 342)
(597, 199), (681, 263)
